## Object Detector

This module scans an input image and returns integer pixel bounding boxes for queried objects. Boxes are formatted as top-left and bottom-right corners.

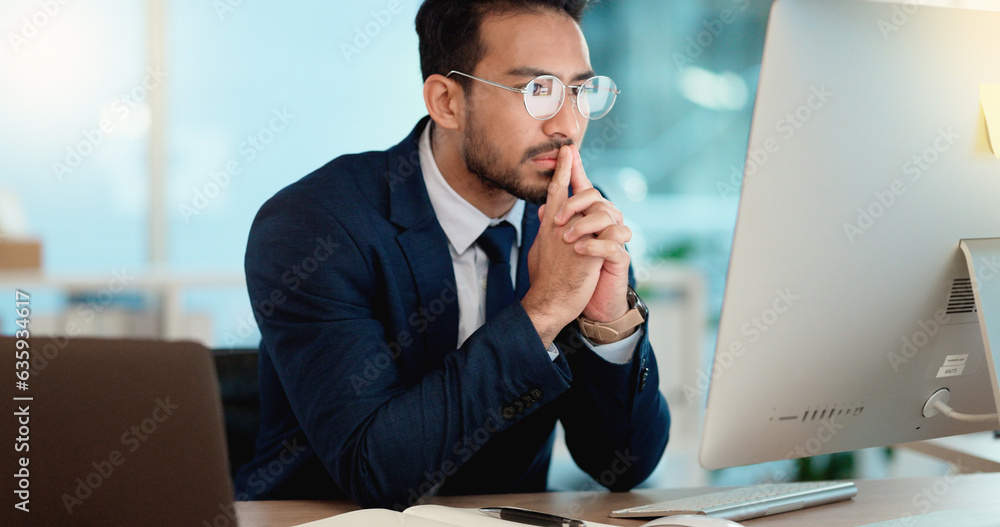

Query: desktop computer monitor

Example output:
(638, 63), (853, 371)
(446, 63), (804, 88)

(700, 0), (1000, 470)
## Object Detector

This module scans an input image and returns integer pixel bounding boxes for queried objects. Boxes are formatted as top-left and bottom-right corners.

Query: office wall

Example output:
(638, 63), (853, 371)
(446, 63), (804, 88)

(0, 0), (773, 346)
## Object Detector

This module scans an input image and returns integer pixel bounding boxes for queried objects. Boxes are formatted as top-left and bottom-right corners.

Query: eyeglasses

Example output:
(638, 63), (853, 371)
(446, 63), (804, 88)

(447, 70), (620, 121)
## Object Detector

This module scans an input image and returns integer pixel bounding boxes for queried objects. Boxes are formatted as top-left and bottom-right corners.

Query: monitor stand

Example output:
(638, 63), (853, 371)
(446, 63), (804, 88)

(960, 238), (1000, 417)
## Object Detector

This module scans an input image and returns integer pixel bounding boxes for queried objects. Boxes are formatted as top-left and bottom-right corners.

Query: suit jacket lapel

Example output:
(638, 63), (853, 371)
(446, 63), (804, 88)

(388, 118), (460, 369)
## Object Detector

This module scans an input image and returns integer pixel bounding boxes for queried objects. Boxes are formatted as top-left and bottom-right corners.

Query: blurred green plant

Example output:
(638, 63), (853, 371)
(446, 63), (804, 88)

(649, 239), (700, 261)
(795, 453), (855, 481)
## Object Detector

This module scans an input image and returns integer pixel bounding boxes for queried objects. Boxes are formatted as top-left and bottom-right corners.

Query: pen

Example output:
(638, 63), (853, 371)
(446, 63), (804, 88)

(479, 506), (586, 527)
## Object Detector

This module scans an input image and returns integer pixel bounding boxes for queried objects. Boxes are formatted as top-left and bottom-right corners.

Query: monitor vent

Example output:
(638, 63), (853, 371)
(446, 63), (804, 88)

(772, 403), (865, 423)
(799, 404), (864, 422)
(946, 278), (976, 315)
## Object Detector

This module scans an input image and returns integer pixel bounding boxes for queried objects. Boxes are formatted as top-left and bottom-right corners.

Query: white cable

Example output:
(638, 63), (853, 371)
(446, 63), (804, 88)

(933, 400), (999, 422)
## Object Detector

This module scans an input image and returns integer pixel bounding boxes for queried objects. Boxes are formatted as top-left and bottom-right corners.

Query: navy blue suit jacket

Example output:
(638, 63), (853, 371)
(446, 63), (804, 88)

(235, 118), (670, 509)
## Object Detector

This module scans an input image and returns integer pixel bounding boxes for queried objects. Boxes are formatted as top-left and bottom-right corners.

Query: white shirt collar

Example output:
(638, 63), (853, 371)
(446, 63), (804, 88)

(418, 121), (525, 255)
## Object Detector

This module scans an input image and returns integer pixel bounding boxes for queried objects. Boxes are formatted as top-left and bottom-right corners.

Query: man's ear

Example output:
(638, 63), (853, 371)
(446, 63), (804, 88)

(423, 74), (464, 130)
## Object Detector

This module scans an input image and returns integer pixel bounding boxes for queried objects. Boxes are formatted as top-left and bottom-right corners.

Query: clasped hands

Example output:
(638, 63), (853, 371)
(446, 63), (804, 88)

(522, 145), (632, 348)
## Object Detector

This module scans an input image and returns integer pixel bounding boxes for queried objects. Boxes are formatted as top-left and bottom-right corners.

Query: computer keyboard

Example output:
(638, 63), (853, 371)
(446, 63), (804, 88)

(609, 481), (858, 522)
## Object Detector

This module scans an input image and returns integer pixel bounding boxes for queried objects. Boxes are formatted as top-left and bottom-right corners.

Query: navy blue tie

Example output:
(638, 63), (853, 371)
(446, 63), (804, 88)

(477, 222), (517, 321)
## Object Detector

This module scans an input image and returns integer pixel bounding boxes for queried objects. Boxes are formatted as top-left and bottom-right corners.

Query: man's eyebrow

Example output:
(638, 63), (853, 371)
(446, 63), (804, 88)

(505, 66), (596, 82)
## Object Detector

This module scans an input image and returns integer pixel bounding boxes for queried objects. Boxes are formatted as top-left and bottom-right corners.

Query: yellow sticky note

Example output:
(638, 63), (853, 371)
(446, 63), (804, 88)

(983, 84), (1000, 158)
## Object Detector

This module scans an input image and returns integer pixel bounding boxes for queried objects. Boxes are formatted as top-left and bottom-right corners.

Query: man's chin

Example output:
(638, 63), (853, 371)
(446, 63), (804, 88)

(511, 170), (552, 204)
(474, 167), (552, 205)
(529, 170), (554, 204)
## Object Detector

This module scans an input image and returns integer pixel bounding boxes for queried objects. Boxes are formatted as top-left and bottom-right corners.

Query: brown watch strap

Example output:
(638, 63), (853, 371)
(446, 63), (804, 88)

(577, 293), (646, 344)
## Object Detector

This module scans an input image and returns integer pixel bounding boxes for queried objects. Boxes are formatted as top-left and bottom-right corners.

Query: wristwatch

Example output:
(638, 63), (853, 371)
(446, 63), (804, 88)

(577, 286), (648, 344)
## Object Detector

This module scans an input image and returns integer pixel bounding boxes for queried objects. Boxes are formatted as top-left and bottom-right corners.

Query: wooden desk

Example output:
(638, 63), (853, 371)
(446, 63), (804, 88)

(235, 472), (1000, 526)
(899, 431), (1000, 473)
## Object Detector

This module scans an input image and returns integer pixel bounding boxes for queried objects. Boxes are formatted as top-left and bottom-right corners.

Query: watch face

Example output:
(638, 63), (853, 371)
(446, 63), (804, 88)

(628, 286), (649, 321)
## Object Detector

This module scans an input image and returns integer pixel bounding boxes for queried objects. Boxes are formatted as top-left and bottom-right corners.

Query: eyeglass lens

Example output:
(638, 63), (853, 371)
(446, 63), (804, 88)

(523, 75), (618, 120)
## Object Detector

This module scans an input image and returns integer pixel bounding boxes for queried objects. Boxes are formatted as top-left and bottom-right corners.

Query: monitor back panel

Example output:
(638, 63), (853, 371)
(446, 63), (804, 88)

(701, 0), (1000, 469)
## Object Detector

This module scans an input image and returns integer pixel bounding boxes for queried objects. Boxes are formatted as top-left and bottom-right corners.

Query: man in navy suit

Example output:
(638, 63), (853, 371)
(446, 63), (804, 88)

(236, 0), (670, 509)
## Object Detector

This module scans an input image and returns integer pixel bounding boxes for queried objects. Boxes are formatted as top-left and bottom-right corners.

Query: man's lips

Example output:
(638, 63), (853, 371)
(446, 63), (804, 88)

(530, 150), (560, 169)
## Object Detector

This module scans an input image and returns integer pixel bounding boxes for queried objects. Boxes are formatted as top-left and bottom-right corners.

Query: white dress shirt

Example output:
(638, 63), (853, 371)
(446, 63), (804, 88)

(418, 122), (641, 363)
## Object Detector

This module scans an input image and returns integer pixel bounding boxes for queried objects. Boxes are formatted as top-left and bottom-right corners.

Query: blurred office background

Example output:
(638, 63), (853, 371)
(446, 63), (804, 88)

(2, 0), (997, 492)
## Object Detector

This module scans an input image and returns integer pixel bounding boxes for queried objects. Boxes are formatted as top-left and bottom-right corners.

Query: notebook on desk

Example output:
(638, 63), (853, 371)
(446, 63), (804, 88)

(0, 337), (237, 527)
(294, 505), (618, 527)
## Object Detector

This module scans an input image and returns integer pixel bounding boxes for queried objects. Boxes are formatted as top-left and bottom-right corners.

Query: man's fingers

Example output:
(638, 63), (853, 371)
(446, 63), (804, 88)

(562, 210), (627, 244)
(556, 191), (622, 227)
(574, 232), (631, 264)
(569, 146), (593, 195)
(574, 224), (632, 250)
(590, 224), (632, 245)
(586, 200), (624, 226)
(544, 146), (574, 222)
(574, 237), (630, 266)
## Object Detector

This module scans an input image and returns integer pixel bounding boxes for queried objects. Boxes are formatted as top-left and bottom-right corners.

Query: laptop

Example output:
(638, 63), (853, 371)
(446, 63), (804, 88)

(1, 337), (237, 526)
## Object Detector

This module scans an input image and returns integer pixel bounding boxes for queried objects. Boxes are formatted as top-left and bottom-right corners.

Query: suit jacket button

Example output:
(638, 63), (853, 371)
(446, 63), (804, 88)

(529, 388), (542, 401)
(513, 400), (525, 413)
(502, 406), (516, 420)
(520, 395), (533, 408)
(638, 367), (650, 392)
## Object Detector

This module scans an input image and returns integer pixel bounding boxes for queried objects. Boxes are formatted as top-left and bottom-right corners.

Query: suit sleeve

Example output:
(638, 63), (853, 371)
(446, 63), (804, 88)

(555, 274), (671, 490)
(246, 194), (572, 509)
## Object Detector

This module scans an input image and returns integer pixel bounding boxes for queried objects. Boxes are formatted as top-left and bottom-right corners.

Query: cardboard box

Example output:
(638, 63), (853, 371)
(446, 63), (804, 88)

(0, 239), (42, 269)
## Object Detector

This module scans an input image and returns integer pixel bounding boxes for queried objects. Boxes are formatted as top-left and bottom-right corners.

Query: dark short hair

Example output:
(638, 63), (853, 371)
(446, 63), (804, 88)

(415, 0), (589, 87)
